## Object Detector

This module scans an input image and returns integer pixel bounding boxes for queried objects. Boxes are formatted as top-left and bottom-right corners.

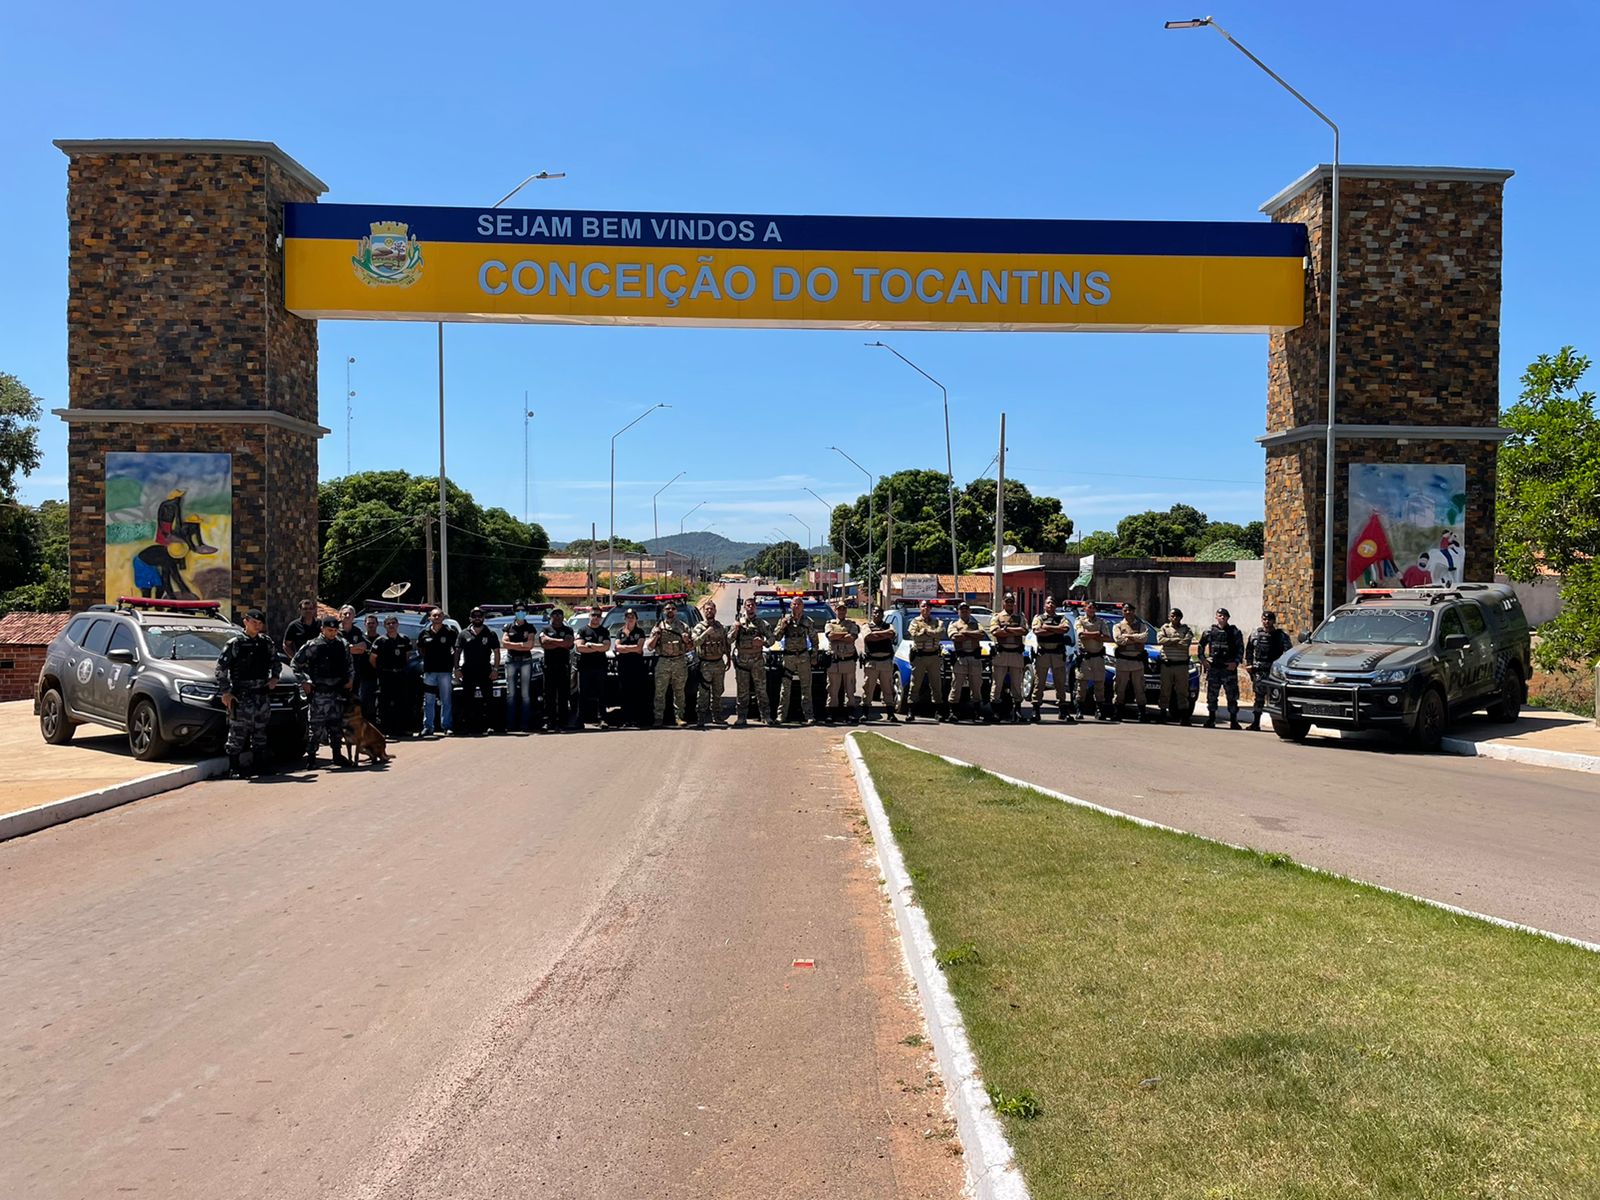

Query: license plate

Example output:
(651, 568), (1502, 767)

(1296, 700), (1346, 718)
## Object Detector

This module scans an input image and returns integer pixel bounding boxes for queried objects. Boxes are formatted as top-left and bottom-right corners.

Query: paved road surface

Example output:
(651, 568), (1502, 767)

(0, 727), (961, 1199)
(881, 717), (1600, 942)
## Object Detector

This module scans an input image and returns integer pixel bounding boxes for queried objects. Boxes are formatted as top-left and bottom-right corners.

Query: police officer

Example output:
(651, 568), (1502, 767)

(613, 608), (649, 728)
(773, 596), (818, 725)
(900, 599), (948, 723)
(1197, 607), (1245, 729)
(947, 601), (990, 722)
(281, 597), (319, 659)
(1029, 596), (1073, 722)
(692, 598), (730, 729)
(354, 614), (381, 719)
(823, 599), (861, 725)
(1244, 609), (1292, 731)
(574, 608), (611, 730)
(216, 606), (278, 777)
(1074, 605), (1112, 719)
(457, 608), (501, 735)
(860, 605), (899, 722)
(1111, 603), (1149, 723)
(539, 609), (576, 732)
(727, 596), (773, 727)
(648, 601), (693, 727)
(372, 615), (414, 737)
(294, 615), (353, 766)
(500, 606), (539, 734)
(989, 593), (1028, 723)
(1155, 607), (1195, 726)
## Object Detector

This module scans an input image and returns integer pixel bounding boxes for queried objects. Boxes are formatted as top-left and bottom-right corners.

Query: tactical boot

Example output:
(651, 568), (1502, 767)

(822, 708), (836, 726)
(1032, 705), (1043, 723)
(228, 752), (245, 779)
(305, 744), (319, 767)
(1058, 706), (1073, 722)
(848, 705), (861, 726)
(885, 710), (899, 723)
(332, 744), (351, 768)
(1202, 715), (1216, 728)
(1229, 715), (1243, 730)
(1248, 715), (1261, 732)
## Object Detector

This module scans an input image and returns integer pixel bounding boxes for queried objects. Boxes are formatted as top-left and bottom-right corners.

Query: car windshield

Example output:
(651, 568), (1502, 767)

(1311, 607), (1435, 646)
(755, 603), (833, 627)
(141, 625), (236, 660)
(601, 604), (703, 635)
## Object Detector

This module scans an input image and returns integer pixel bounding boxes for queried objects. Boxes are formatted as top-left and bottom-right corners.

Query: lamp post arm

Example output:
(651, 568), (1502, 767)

(1207, 21), (1339, 136)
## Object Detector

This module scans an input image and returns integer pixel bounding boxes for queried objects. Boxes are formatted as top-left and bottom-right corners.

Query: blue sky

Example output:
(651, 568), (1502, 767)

(4, 1), (1596, 545)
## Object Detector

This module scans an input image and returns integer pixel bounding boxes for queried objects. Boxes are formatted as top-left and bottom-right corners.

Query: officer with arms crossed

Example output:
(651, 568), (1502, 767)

(692, 598), (730, 730)
(989, 593), (1028, 723)
(900, 599), (948, 723)
(727, 596), (773, 727)
(1198, 607), (1245, 729)
(499, 604), (538, 734)
(1029, 596), (1074, 722)
(648, 601), (693, 727)
(574, 608), (611, 730)
(1155, 607), (1195, 726)
(860, 604), (899, 722)
(372, 615), (413, 737)
(295, 615), (353, 767)
(947, 601), (990, 722)
(216, 606), (278, 778)
(1111, 603), (1149, 723)
(1244, 609), (1292, 731)
(773, 596), (819, 725)
(456, 608), (500, 735)
(1074, 604), (1112, 720)
(540, 609), (576, 732)
(416, 609), (457, 736)
(823, 599), (861, 725)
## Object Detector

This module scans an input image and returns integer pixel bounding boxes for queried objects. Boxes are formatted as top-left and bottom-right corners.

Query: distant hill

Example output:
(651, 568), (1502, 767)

(644, 532), (767, 570)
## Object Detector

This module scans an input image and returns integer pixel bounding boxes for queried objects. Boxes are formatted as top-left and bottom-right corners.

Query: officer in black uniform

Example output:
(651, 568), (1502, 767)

(540, 609), (576, 732)
(574, 609), (612, 730)
(294, 615), (353, 767)
(1244, 610), (1293, 731)
(216, 607), (278, 777)
(613, 608), (649, 729)
(371, 615), (414, 737)
(457, 608), (501, 735)
(281, 598), (319, 659)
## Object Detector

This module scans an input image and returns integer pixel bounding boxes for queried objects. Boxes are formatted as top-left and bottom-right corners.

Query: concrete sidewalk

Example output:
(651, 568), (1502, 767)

(0, 699), (223, 839)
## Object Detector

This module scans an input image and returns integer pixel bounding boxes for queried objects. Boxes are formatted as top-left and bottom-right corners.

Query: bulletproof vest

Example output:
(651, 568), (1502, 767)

(908, 618), (943, 652)
(864, 622), (896, 659)
(778, 616), (812, 652)
(1247, 627), (1284, 665)
(656, 620), (688, 656)
(301, 638), (350, 686)
(697, 621), (730, 659)
(732, 617), (766, 658)
(992, 613), (1024, 652)
(1034, 615), (1067, 653)
(223, 633), (276, 688)
(1158, 624), (1192, 660)
(1204, 624), (1238, 662)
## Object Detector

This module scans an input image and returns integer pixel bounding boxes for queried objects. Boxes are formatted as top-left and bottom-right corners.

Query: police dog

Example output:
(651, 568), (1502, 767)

(342, 701), (391, 766)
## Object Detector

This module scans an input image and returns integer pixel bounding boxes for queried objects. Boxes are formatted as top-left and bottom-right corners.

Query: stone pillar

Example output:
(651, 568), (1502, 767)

(1259, 165), (1513, 637)
(54, 139), (327, 633)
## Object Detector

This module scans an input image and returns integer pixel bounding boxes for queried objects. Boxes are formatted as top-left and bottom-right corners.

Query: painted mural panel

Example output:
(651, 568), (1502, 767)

(1346, 463), (1466, 600)
(104, 453), (233, 608)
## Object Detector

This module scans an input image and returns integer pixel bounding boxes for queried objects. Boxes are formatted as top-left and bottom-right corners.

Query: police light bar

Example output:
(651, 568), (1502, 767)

(116, 596), (222, 612)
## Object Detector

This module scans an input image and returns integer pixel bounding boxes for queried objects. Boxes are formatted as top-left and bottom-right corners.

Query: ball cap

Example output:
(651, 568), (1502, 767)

(319, 615), (340, 627)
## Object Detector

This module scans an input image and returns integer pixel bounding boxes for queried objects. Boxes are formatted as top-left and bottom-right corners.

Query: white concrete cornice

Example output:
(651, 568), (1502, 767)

(1260, 164), (1515, 216)
(54, 138), (328, 196)
(54, 407), (329, 438)
(1257, 423), (1512, 449)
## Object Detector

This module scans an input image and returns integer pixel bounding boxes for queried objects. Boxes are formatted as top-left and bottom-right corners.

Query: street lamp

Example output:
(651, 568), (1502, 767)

(804, 486), (849, 591)
(523, 399), (535, 523)
(771, 527), (794, 580)
(344, 356), (356, 476)
(611, 403), (669, 601)
(867, 342), (961, 588)
(787, 512), (811, 591)
(653, 470), (686, 589)
(829, 446), (876, 607)
(436, 169), (566, 616)
(1165, 14), (1340, 620)
(680, 499), (706, 537)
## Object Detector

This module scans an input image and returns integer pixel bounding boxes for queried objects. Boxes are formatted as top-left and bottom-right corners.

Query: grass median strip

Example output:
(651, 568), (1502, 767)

(855, 733), (1600, 1199)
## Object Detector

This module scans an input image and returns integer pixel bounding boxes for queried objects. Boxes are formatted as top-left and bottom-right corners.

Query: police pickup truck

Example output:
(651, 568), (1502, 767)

(1260, 584), (1530, 751)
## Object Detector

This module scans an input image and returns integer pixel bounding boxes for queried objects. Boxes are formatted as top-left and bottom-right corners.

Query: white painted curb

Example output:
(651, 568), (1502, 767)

(882, 736), (1600, 956)
(845, 734), (1031, 1200)
(0, 756), (228, 843)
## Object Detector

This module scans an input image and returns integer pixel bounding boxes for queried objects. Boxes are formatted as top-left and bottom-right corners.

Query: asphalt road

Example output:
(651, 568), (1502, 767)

(0, 726), (961, 1200)
(879, 716), (1600, 943)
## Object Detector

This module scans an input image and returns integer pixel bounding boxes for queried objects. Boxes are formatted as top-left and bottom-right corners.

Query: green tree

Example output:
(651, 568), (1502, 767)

(743, 541), (810, 579)
(1114, 504), (1210, 557)
(1074, 530), (1120, 557)
(561, 536), (645, 555)
(0, 499), (70, 613)
(1195, 539), (1259, 562)
(0, 372), (43, 498)
(1497, 347), (1600, 667)
(1197, 519), (1264, 557)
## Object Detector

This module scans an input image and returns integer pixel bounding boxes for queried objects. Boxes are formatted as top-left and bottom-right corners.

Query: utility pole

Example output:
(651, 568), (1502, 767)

(422, 515), (435, 607)
(884, 487), (894, 607)
(588, 521), (597, 606)
(993, 413), (1006, 613)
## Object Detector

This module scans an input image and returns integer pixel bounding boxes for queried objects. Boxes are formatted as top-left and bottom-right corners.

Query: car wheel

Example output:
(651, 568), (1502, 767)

(40, 687), (75, 744)
(128, 698), (170, 762)
(1409, 687), (1448, 753)
(1488, 667), (1525, 723)
(1272, 717), (1310, 741)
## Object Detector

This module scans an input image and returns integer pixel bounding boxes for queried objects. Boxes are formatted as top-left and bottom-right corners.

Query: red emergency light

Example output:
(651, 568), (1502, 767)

(116, 596), (222, 612)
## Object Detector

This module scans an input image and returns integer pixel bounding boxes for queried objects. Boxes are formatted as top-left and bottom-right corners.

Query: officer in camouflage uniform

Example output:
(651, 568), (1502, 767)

(989, 594), (1028, 723)
(728, 596), (773, 726)
(294, 615), (353, 766)
(1244, 610), (1293, 731)
(900, 599), (948, 723)
(1074, 606), (1111, 719)
(648, 601), (693, 728)
(1029, 597), (1073, 722)
(216, 607), (278, 777)
(1155, 607), (1195, 725)
(947, 602), (991, 722)
(1197, 607), (1245, 729)
(773, 596), (819, 725)
(692, 598), (730, 730)
(860, 605), (899, 722)
(823, 599), (861, 725)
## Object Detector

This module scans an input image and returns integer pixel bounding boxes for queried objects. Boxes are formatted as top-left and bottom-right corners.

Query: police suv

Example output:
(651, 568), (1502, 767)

(1260, 584), (1531, 751)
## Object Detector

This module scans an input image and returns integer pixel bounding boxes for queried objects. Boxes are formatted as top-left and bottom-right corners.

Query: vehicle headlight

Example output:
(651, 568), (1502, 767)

(1372, 666), (1412, 685)
(1268, 660), (1288, 681)
(176, 681), (222, 704)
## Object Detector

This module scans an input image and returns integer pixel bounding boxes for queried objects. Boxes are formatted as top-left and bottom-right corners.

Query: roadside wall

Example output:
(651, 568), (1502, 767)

(1495, 573), (1563, 626)
(1169, 560), (1265, 632)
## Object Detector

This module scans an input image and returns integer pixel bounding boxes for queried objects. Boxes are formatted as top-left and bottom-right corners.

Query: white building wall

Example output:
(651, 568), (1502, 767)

(1169, 560), (1265, 632)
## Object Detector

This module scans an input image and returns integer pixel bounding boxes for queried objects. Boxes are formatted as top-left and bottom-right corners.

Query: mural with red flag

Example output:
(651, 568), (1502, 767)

(1346, 464), (1467, 600)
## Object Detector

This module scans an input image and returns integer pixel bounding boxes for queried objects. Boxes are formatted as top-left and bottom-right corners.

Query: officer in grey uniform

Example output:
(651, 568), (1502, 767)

(216, 606), (278, 777)
(860, 606), (899, 722)
(1029, 597), (1073, 721)
(294, 615), (353, 766)
(1244, 610), (1293, 731)
(728, 596), (773, 726)
(773, 596), (819, 725)
(1198, 607), (1245, 729)
(823, 599), (861, 725)
(648, 601), (693, 727)
(1155, 607), (1195, 725)
(900, 600), (948, 723)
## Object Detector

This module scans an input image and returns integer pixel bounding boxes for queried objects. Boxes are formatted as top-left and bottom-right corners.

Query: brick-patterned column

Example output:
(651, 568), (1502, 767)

(54, 140), (328, 633)
(1259, 165), (1513, 637)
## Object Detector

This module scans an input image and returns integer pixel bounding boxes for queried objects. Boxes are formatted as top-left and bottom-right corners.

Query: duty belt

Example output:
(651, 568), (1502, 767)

(911, 648), (941, 657)
(865, 652), (894, 661)
(312, 679), (346, 691)
(830, 653), (857, 663)
(1162, 656), (1191, 664)
(1079, 652), (1105, 659)
(1114, 651), (1144, 660)
(954, 651), (980, 658)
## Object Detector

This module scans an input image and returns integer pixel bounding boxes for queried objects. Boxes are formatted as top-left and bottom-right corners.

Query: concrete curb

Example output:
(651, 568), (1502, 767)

(845, 734), (1031, 1200)
(0, 756), (228, 843)
(878, 735), (1600, 956)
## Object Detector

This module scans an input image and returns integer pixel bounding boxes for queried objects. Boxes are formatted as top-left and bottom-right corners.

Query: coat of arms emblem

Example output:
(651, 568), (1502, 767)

(352, 220), (423, 286)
